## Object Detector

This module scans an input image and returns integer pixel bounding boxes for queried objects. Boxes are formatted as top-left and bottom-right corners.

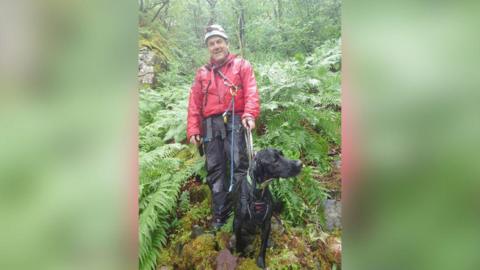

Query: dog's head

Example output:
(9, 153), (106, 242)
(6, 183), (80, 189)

(252, 148), (302, 182)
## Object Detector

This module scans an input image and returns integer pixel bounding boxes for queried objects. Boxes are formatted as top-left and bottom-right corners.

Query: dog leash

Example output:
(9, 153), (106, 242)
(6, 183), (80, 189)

(244, 127), (256, 189)
(216, 69), (256, 195)
(244, 128), (255, 163)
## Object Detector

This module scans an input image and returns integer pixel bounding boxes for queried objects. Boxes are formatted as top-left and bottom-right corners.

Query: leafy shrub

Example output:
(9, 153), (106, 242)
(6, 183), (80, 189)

(254, 38), (341, 226)
(139, 84), (204, 270)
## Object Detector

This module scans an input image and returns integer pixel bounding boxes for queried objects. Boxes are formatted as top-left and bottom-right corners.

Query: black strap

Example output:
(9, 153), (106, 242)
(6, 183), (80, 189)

(203, 115), (227, 141)
(202, 58), (244, 114)
(216, 70), (239, 91)
(220, 122), (226, 139)
(200, 58), (245, 138)
(201, 80), (211, 117)
(205, 117), (213, 141)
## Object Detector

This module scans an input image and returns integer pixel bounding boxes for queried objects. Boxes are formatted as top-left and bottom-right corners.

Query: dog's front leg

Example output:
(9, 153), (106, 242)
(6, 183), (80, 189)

(257, 220), (271, 269)
(234, 217), (246, 255)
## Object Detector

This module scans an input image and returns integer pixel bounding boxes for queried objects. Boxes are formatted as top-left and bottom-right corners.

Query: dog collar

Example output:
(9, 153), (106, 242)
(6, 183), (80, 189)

(246, 173), (253, 186)
(257, 178), (274, 190)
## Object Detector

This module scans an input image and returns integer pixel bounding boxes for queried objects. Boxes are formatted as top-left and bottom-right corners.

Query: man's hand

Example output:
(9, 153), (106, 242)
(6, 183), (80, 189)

(189, 135), (201, 146)
(242, 117), (255, 130)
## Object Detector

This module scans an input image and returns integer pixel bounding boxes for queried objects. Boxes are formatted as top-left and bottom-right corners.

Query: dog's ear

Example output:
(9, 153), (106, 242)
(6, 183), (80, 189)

(252, 156), (264, 182)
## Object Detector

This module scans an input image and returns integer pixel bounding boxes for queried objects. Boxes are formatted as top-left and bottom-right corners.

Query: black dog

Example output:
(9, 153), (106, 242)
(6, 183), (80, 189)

(232, 148), (302, 269)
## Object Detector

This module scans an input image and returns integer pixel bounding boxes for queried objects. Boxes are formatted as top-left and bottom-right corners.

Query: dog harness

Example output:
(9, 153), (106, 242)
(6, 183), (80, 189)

(245, 159), (275, 223)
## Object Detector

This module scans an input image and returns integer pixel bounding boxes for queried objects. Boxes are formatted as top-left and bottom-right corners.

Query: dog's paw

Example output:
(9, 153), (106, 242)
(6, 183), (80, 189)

(256, 257), (266, 269)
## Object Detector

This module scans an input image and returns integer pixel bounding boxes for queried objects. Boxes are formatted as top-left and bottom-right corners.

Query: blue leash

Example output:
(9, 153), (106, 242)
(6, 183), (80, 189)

(217, 69), (239, 193)
(229, 99), (235, 192)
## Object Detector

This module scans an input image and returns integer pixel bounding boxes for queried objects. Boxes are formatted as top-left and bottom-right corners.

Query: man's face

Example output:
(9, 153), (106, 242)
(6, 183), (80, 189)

(207, 36), (229, 63)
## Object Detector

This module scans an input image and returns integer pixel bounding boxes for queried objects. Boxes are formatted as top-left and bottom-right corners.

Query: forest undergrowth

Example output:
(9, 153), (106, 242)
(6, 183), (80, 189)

(139, 36), (342, 270)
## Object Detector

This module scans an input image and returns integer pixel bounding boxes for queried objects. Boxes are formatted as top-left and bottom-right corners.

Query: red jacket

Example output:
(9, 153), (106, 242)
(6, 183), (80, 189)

(187, 54), (260, 140)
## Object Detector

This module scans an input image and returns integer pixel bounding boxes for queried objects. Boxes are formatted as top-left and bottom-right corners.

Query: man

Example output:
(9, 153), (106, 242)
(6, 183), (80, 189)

(187, 24), (260, 229)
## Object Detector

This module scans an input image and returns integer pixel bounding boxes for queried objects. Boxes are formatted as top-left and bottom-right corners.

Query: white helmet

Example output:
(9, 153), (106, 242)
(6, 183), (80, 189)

(204, 24), (228, 44)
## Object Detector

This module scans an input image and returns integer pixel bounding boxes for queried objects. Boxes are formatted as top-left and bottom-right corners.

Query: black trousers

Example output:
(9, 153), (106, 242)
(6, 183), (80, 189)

(203, 114), (249, 222)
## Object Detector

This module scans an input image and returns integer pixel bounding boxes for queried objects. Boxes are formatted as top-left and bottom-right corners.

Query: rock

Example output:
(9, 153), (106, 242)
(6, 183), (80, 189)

(190, 225), (205, 239)
(138, 47), (157, 85)
(326, 236), (342, 265)
(216, 249), (237, 270)
(179, 234), (217, 269)
(334, 159), (341, 169)
(323, 199), (341, 231)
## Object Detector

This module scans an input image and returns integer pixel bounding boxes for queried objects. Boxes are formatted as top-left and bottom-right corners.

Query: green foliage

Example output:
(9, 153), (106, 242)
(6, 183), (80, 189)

(257, 38), (341, 109)
(267, 249), (302, 270)
(219, 215), (235, 233)
(139, 142), (204, 270)
(139, 85), (190, 152)
(178, 194), (211, 232)
(254, 38), (341, 226)
(256, 38), (341, 149)
(270, 167), (328, 227)
(178, 190), (190, 214)
(138, 39), (341, 268)
(139, 79), (204, 270)
(217, 0), (341, 59)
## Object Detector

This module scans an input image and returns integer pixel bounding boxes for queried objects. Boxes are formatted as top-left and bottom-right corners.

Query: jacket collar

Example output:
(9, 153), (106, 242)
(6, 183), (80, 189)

(205, 53), (237, 71)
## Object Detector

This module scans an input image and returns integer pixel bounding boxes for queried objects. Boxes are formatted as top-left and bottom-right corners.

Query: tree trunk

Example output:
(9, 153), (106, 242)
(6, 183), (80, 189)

(151, 0), (169, 23)
(205, 0), (217, 24)
(192, 0), (202, 40)
(235, 0), (245, 56)
(277, 0), (282, 21)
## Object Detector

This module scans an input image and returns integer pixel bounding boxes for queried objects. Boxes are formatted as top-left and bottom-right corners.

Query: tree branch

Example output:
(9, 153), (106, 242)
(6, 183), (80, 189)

(151, 0), (169, 22)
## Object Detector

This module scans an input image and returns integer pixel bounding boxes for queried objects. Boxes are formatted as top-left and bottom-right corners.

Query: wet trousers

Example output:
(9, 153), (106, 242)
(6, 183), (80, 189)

(202, 114), (249, 222)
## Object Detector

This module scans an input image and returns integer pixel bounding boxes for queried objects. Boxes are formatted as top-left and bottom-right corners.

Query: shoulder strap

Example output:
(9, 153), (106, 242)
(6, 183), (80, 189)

(218, 57), (246, 87)
(199, 57), (246, 114)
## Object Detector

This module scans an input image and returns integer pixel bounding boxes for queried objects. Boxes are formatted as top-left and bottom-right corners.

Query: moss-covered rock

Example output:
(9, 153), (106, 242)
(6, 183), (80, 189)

(216, 249), (237, 270)
(325, 236), (341, 266)
(237, 258), (260, 270)
(267, 248), (302, 270)
(176, 234), (217, 270)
